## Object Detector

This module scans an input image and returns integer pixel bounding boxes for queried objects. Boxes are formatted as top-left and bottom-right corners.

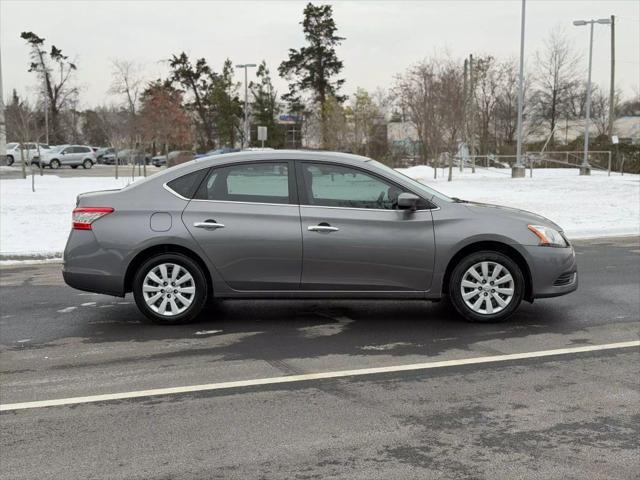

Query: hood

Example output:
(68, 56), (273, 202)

(461, 200), (563, 231)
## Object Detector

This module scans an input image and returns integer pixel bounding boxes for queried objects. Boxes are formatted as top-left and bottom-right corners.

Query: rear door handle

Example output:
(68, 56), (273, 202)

(308, 225), (339, 233)
(194, 220), (225, 230)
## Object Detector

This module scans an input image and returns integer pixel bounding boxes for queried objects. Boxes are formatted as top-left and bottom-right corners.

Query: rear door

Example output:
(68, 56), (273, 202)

(181, 161), (302, 291)
(297, 161), (436, 292)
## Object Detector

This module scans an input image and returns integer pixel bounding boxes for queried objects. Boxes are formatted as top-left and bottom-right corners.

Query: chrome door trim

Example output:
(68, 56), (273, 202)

(193, 221), (225, 229)
(308, 225), (339, 232)
(164, 182), (440, 212)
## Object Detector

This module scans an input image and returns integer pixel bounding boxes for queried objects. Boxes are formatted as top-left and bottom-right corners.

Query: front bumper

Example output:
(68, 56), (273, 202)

(524, 244), (578, 299)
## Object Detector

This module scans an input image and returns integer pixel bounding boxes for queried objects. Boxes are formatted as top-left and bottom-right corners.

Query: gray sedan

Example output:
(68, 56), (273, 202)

(63, 150), (577, 324)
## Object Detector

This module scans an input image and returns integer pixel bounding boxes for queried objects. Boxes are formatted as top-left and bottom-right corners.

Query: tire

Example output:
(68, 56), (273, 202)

(82, 159), (93, 169)
(50, 159), (61, 169)
(6, 155), (14, 166)
(449, 251), (524, 323)
(71, 165), (78, 169)
(133, 253), (208, 325)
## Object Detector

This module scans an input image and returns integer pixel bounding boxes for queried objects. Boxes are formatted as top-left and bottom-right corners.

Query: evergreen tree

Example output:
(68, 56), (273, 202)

(168, 52), (216, 150)
(278, 2), (345, 148)
(210, 59), (242, 148)
(250, 61), (282, 148)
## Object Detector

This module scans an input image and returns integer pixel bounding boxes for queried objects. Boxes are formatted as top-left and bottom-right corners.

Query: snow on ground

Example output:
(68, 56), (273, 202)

(0, 168), (638, 259)
(400, 166), (640, 239)
(1, 175), (141, 259)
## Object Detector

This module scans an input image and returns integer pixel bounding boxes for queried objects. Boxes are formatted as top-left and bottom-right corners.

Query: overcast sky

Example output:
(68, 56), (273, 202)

(1, 0), (639, 109)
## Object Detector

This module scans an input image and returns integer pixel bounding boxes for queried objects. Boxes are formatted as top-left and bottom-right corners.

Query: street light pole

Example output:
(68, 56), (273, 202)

(573, 18), (612, 176)
(513, 0), (526, 178)
(235, 63), (256, 149)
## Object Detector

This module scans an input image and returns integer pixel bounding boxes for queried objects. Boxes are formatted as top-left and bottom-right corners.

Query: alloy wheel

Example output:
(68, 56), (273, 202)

(142, 263), (196, 316)
(460, 261), (514, 315)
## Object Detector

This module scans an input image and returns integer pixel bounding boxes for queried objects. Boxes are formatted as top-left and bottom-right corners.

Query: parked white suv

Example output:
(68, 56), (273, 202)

(40, 145), (97, 169)
(5, 142), (51, 166)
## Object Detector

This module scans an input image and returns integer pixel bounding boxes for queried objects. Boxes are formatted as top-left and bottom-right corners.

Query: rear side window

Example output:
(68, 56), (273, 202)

(195, 162), (290, 204)
(166, 169), (209, 199)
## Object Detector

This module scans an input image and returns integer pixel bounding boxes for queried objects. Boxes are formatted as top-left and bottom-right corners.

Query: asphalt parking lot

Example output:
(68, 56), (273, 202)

(0, 236), (638, 479)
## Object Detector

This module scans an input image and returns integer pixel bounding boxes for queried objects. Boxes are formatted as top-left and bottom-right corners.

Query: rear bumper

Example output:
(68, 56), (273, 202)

(62, 269), (124, 296)
(63, 230), (126, 296)
(524, 244), (578, 299)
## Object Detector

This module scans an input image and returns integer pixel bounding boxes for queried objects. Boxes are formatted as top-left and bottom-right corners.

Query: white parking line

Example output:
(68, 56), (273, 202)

(1, 340), (638, 412)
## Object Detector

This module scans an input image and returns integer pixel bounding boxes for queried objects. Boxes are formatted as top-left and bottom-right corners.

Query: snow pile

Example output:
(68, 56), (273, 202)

(0, 168), (638, 259)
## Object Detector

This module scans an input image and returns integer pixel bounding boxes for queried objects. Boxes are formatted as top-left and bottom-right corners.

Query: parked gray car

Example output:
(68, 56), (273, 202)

(63, 150), (577, 324)
(40, 145), (96, 169)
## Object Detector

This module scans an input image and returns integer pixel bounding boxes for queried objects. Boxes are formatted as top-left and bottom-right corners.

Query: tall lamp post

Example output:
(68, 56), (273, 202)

(235, 63), (256, 149)
(573, 18), (612, 176)
(513, 0), (527, 178)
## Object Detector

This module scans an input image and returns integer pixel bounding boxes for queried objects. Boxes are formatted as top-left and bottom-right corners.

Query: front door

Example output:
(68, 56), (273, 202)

(182, 161), (302, 291)
(297, 161), (435, 291)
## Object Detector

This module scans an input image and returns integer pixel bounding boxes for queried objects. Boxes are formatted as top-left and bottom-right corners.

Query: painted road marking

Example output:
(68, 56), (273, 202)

(1, 340), (638, 412)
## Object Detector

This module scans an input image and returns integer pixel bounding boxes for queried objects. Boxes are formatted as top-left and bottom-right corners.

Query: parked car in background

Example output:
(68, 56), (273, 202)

(153, 151), (197, 168)
(151, 154), (167, 167)
(39, 145), (96, 169)
(5, 142), (51, 166)
(96, 147), (115, 163)
(102, 149), (151, 165)
(63, 150), (578, 325)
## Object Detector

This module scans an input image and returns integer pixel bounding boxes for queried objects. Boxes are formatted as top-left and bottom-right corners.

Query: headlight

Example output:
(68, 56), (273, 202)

(528, 225), (568, 247)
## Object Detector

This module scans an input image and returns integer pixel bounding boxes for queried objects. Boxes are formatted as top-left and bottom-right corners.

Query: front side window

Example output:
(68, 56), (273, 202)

(300, 163), (409, 210)
(195, 162), (290, 204)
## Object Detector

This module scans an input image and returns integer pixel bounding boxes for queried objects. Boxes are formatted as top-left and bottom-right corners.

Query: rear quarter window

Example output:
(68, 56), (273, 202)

(166, 169), (209, 199)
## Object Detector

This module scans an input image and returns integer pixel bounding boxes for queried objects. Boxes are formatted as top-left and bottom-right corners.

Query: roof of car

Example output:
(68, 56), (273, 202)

(196, 149), (372, 164)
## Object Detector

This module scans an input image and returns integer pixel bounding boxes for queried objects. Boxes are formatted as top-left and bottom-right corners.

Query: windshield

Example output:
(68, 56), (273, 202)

(50, 145), (66, 152)
(365, 159), (454, 203)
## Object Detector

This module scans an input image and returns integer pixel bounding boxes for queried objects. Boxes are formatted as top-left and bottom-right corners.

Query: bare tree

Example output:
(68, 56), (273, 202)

(531, 27), (583, 144)
(109, 59), (143, 116)
(394, 57), (464, 171)
(20, 32), (78, 144)
(5, 90), (36, 178)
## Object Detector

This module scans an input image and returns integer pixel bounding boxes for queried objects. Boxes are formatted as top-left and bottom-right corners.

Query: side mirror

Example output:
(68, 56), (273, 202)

(397, 192), (420, 211)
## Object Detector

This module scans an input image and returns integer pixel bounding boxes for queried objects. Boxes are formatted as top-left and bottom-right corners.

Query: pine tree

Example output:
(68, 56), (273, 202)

(250, 61), (282, 148)
(278, 2), (345, 148)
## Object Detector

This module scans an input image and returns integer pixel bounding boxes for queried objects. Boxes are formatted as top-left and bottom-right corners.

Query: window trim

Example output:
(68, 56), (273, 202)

(294, 160), (437, 211)
(166, 160), (298, 205)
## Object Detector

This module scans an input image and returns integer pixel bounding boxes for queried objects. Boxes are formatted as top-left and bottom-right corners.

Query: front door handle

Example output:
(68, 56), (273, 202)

(194, 220), (225, 230)
(308, 224), (339, 233)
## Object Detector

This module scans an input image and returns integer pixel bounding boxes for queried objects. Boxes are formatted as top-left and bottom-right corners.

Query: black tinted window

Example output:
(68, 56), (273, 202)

(300, 163), (408, 209)
(195, 162), (290, 204)
(166, 169), (208, 199)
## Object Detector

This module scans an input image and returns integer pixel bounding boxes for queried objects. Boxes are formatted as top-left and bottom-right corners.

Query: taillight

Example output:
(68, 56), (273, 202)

(72, 207), (114, 230)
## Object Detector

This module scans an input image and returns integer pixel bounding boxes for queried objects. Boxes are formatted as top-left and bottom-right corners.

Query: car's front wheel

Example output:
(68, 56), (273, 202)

(6, 155), (14, 166)
(133, 253), (207, 325)
(50, 159), (61, 169)
(82, 159), (93, 169)
(449, 251), (524, 323)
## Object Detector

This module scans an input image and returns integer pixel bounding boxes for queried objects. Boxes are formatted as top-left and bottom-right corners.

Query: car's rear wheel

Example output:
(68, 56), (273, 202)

(133, 253), (207, 325)
(82, 159), (93, 169)
(6, 155), (14, 166)
(50, 159), (61, 169)
(449, 251), (524, 323)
